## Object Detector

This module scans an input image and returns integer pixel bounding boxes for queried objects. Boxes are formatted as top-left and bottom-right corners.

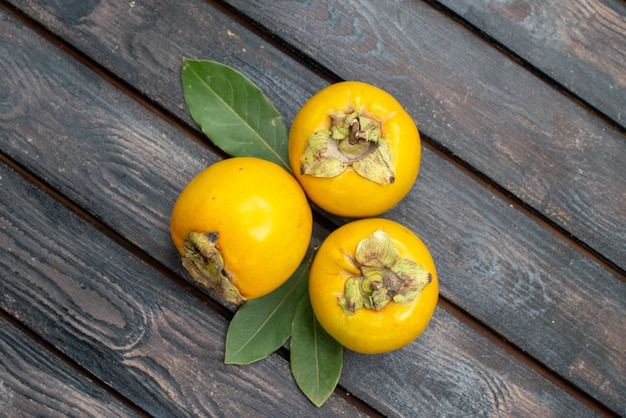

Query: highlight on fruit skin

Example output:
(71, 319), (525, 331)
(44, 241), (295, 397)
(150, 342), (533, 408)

(170, 157), (313, 304)
(289, 81), (421, 218)
(308, 218), (438, 354)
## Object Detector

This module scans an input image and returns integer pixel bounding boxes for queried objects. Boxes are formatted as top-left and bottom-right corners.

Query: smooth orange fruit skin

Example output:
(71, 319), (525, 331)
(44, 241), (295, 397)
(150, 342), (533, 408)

(309, 218), (438, 354)
(170, 157), (313, 300)
(289, 81), (421, 218)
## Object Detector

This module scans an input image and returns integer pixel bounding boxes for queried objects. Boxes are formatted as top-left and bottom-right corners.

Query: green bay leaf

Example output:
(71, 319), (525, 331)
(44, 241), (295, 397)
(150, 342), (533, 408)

(224, 261), (309, 364)
(182, 58), (290, 171)
(290, 292), (343, 407)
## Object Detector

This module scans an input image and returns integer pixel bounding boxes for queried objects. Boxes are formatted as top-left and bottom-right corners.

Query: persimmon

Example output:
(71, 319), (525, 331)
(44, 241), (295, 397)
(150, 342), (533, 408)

(170, 157), (312, 303)
(308, 218), (438, 354)
(289, 81), (421, 217)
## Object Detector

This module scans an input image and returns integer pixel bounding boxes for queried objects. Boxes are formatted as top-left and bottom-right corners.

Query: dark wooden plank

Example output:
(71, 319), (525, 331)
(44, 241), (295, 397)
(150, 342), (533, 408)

(0, 174), (602, 418)
(0, 148), (602, 418)
(11, 0), (626, 269)
(434, 0), (626, 126)
(4, 1), (625, 413)
(0, 162), (368, 417)
(219, 0), (626, 273)
(0, 7), (609, 417)
(388, 147), (626, 415)
(0, 317), (140, 417)
(341, 308), (601, 418)
(6, 0), (324, 132)
(4, 4), (620, 416)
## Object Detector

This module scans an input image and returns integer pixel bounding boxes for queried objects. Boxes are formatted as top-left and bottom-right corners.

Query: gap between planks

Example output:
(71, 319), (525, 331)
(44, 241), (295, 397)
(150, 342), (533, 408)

(1, 2), (622, 416)
(211, 0), (626, 283)
(1, 148), (617, 417)
(0, 304), (152, 418)
(421, 134), (626, 283)
(420, 0), (626, 138)
(0, 148), (384, 418)
(3, 0), (623, 282)
(438, 297), (620, 417)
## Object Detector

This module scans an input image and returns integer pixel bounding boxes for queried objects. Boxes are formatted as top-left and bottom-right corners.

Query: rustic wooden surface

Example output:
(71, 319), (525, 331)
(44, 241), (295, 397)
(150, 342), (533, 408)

(435, 0), (626, 125)
(1, 0), (624, 417)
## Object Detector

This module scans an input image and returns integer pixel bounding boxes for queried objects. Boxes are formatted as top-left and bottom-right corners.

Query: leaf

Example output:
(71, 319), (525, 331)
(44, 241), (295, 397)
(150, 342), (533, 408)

(181, 58), (291, 171)
(225, 261), (309, 364)
(290, 292), (343, 407)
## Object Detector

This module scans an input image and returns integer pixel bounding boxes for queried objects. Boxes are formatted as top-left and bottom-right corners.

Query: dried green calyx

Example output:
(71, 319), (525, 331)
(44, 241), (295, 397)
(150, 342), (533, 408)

(338, 230), (432, 314)
(300, 110), (395, 185)
(181, 231), (244, 304)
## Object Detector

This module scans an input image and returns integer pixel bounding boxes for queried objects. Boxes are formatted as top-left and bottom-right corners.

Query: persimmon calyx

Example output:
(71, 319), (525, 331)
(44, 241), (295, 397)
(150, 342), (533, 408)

(181, 231), (244, 304)
(300, 110), (395, 185)
(338, 229), (432, 314)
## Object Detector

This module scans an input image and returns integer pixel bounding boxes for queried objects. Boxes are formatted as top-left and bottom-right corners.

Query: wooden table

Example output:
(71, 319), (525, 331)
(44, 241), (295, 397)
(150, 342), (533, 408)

(1, 1), (625, 416)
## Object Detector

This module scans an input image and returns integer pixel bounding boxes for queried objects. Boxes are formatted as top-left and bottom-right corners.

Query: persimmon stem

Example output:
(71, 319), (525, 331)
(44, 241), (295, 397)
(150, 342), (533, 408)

(181, 231), (244, 304)
(338, 230), (432, 314)
(299, 110), (395, 185)
(348, 118), (360, 145)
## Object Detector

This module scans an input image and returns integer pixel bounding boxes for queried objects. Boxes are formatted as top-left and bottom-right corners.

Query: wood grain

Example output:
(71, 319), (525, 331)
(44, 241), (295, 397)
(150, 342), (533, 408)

(12, 0), (626, 273)
(219, 0), (626, 273)
(0, 5), (612, 417)
(2, 1), (625, 414)
(434, 0), (626, 125)
(0, 161), (369, 417)
(3, 1), (625, 413)
(0, 317), (140, 417)
(342, 309), (601, 418)
(0, 148), (600, 418)
(387, 147), (626, 414)
(7, 0), (328, 132)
